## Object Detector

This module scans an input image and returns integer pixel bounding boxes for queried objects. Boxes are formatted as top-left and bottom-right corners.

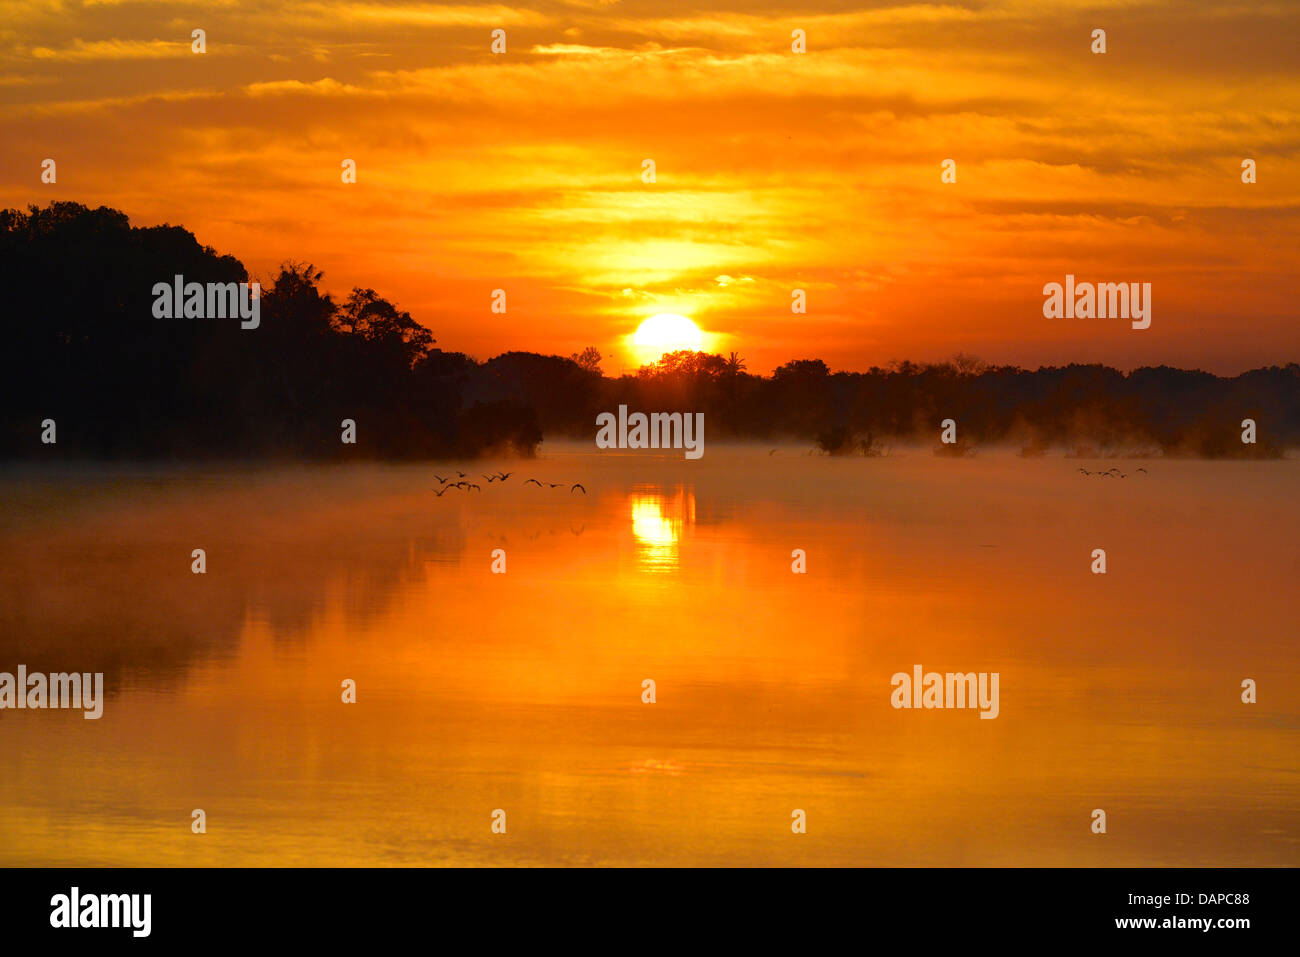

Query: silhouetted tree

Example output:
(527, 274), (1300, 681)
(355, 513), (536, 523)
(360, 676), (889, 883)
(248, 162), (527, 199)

(2, 203), (1295, 460)
(569, 347), (602, 374)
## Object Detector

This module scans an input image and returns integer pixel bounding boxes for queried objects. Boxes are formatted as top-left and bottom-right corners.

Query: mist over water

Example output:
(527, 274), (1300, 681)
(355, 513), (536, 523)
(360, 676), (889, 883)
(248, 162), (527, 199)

(1, 444), (1295, 865)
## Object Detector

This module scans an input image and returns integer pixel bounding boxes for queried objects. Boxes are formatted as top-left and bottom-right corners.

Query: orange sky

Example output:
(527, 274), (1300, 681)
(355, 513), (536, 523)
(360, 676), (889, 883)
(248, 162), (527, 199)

(1, 0), (1297, 374)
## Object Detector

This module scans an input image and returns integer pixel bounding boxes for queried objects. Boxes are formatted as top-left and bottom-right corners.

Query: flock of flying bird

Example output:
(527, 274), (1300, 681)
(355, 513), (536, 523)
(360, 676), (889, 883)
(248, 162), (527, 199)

(434, 463), (1146, 495)
(1077, 466), (1149, 478)
(432, 470), (587, 497)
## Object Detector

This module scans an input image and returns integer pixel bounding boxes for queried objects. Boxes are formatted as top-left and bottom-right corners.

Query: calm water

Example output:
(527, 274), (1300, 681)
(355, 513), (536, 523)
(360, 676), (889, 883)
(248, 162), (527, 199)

(1, 446), (1296, 866)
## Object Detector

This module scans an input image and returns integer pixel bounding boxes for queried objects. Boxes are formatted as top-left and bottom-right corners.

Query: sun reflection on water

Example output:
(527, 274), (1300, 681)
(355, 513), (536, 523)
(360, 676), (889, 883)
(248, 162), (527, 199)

(629, 485), (695, 571)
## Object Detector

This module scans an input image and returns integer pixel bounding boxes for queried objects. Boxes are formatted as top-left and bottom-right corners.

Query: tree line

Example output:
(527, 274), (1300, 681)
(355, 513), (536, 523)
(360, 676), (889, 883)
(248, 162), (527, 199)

(1, 203), (1294, 460)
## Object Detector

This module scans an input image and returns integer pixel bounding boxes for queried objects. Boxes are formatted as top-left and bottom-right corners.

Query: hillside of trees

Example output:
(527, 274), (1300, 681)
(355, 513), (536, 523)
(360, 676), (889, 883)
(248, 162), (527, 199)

(2, 202), (1295, 460)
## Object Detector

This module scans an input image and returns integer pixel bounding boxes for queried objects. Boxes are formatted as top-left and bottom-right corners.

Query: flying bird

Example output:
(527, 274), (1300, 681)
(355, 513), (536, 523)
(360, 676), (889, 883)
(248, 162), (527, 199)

(546, 482), (564, 489)
(498, 472), (513, 481)
(1136, 467), (1148, 474)
(433, 474), (449, 485)
(433, 486), (453, 497)
(456, 470), (468, 479)
(524, 478), (542, 486)
(1077, 468), (1091, 475)
(571, 483), (586, 494)
(483, 473), (499, 482)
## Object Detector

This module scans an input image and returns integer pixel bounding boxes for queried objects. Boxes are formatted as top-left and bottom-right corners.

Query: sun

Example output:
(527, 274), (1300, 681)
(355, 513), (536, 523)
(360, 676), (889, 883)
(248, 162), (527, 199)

(632, 313), (704, 363)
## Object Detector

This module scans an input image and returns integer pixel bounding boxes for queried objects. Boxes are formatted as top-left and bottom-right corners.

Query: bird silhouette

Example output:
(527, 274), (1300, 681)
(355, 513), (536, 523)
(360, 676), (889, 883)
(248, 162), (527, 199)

(546, 482), (563, 489)
(571, 483), (586, 494)
(1136, 467), (1148, 474)
(433, 474), (450, 485)
(483, 473), (498, 482)
(1077, 468), (1091, 475)
(433, 486), (453, 497)
(498, 472), (513, 481)
(456, 470), (467, 479)
(466, 483), (482, 492)
(524, 478), (542, 486)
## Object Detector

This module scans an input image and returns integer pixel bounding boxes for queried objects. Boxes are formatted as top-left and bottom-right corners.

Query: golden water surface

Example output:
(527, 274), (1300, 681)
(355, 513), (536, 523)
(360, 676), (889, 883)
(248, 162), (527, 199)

(0, 446), (1296, 865)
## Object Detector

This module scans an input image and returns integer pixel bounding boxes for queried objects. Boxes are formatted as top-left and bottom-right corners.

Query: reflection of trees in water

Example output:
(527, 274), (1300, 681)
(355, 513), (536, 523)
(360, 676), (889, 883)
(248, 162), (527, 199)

(0, 486), (469, 691)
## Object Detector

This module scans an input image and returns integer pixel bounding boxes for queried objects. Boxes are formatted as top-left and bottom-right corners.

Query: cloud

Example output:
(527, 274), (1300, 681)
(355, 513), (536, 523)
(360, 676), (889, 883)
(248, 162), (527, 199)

(244, 77), (364, 97)
(27, 38), (194, 61)
(282, 3), (552, 28)
(0, 0), (1295, 373)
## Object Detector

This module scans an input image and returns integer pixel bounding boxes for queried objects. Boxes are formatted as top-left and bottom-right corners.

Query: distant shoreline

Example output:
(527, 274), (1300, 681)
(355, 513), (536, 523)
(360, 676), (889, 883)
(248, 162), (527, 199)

(4, 204), (1297, 463)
